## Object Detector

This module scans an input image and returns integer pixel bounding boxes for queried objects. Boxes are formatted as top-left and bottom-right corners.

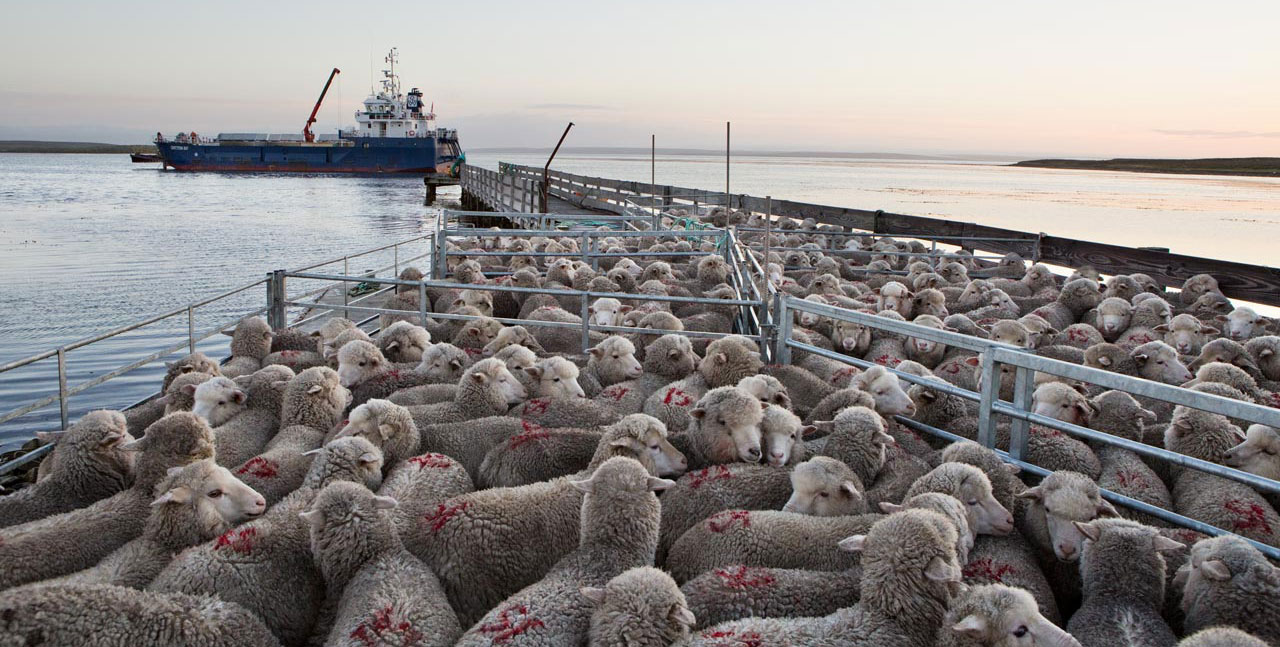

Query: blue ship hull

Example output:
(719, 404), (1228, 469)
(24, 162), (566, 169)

(155, 137), (454, 174)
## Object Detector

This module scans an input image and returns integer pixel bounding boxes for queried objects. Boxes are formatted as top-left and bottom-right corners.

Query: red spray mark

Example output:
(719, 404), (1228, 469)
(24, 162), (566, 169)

(873, 354), (901, 368)
(350, 607), (422, 647)
(409, 453), (454, 469)
(236, 457), (278, 479)
(976, 318), (999, 326)
(1067, 328), (1090, 344)
(424, 501), (471, 533)
(708, 510), (751, 533)
(601, 385), (630, 402)
(213, 527), (257, 554)
(687, 465), (733, 490)
(830, 366), (859, 384)
(1225, 499), (1274, 535)
(1127, 333), (1155, 345)
(700, 630), (764, 647)
(1267, 392), (1280, 409)
(1172, 529), (1205, 545)
(1033, 309), (1052, 320)
(477, 604), (545, 643)
(509, 430), (551, 449)
(521, 399), (550, 415)
(1114, 470), (1151, 490)
(963, 558), (1015, 583)
(278, 350), (300, 359)
(663, 387), (693, 407)
(714, 566), (776, 590)
(940, 362), (962, 375)
(520, 419), (543, 433)
(464, 348), (485, 357)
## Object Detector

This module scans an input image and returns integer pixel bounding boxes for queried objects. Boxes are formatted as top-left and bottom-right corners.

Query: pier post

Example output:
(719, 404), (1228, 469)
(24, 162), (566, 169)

(266, 270), (287, 330)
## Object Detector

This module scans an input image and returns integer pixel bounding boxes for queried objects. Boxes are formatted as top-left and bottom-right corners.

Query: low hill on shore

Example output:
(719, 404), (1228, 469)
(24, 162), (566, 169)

(1013, 157), (1280, 177)
(0, 141), (158, 154)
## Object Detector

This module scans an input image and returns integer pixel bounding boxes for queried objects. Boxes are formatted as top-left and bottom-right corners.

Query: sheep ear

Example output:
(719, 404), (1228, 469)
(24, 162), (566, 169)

(587, 346), (602, 358)
(619, 305), (633, 314)
(1016, 485), (1044, 501)
(470, 371), (489, 384)
(231, 390), (247, 405)
(919, 390), (938, 403)
(181, 384), (199, 396)
(569, 476), (595, 493)
(358, 452), (381, 467)
(524, 367), (543, 379)
(670, 604), (696, 627)
(1213, 315), (1228, 323)
(1139, 408), (1158, 423)
(35, 431), (65, 444)
(873, 431), (896, 446)
(925, 556), (961, 582)
(689, 407), (706, 420)
(1152, 324), (1170, 333)
(952, 615), (987, 638)
(1074, 520), (1101, 542)
(1152, 535), (1185, 553)
(713, 352), (728, 365)
(1002, 462), (1021, 475)
(579, 586), (606, 605)
(1169, 417), (1192, 437)
(298, 509), (323, 528)
(120, 437), (148, 451)
(1131, 352), (1150, 365)
(838, 535), (866, 552)
(800, 425), (818, 438)
(308, 384), (324, 395)
(1097, 499), (1120, 518)
(840, 481), (861, 499)
(1096, 355), (1113, 367)
(377, 424), (396, 441)
(879, 502), (904, 513)
(385, 340), (400, 351)
(1201, 559), (1232, 580)
(1262, 348), (1276, 359)
(812, 420), (836, 433)
(647, 476), (676, 491)
(449, 359), (464, 370)
(222, 330), (236, 337)
(1201, 325), (1220, 335)
(372, 495), (398, 510)
(151, 486), (192, 507)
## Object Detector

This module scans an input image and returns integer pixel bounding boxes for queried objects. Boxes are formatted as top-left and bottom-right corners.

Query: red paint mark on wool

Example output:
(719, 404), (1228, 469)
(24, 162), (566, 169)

(1225, 499), (1274, 535)
(831, 366), (859, 383)
(873, 354), (901, 368)
(1114, 470), (1151, 489)
(708, 510), (751, 533)
(424, 502), (470, 533)
(350, 607), (422, 647)
(521, 399), (549, 415)
(236, 457), (278, 479)
(520, 419), (543, 433)
(279, 350), (300, 359)
(1127, 333), (1155, 345)
(409, 453), (453, 469)
(1067, 328), (1090, 343)
(699, 630), (764, 647)
(940, 362), (962, 375)
(963, 558), (1015, 583)
(977, 318), (999, 326)
(662, 387), (693, 407)
(509, 430), (550, 449)
(1267, 392), (1280, 409)
(464, 348), (485, 357)
(600, 385), (630, 401)
(477, 604), (545, 643)
(213, 527), (257, 554)
(714, 566), (776, 590)
(687, 465), (733, 490)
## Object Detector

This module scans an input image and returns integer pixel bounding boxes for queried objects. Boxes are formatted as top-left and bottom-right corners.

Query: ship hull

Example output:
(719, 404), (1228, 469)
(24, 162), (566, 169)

(155, 137), (451, 174)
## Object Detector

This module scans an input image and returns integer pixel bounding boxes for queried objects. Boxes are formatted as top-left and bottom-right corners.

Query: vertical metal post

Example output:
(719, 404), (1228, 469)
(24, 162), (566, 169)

(435, 228), (448, 279)
(187, 305), (196, 354)
(977, 353), (999, 449)
(776, 295), (793, 365)
(1009, 364), (1036, 460)
(725, 121), (731, 210)
(56, 347), (68, 429)
(342, 256), (350, 320)
(763, 195), (772, 271)
(418, 281), (428, 326)
(579, 293), (591, 353)
(267, 270), (287, 330)
(651, 134), (655, 187)
(394, 243), (400, 277)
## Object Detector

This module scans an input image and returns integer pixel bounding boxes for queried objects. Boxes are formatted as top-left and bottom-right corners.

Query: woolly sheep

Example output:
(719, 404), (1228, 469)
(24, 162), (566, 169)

(149, 436), (385, 646)
(376, 320), (432, 363)
(453, 457), (672, 646)
(672, 386), (765, 467)
(481, 324), (547, 357)
(939, 584), (1081, 647)
(1066, 518), (1183, 647)
(1017, 471), (1120, 562)
(220, 316), (273, 379)
(643, 335), (763, 435)
(1092, 297), (1133, 341)
(0, 584), (280, 647)
(1224, 424), (1280, 480)
(211, 364), (293, 468)
(1028, 279), (1103, 333)
(904, 462), (1015, 536)
(759, 404), (813, 467)
(0, 410), (134, 528)
(302, 482), (461, 647)
(323, 326), (372, 364)
(1157, 313), (1219, 356)
(1179, 273), (1222, 306)
(1245, 335), (1280, 381)
(1132, 340), (1196, 384)
(191, 376), (246, 427)
(584, 567), (695, 647)
(812, 405), (895, 486)
(123, 353), (222, 436)
(43, 458), (265, 589)
(1178, 628), (1269, 647)
(333, 398), (420, 471)
(1175, 534), (1280, 644)
(578, 335), (644, 397)
(408, 358), (526, 429)
(851, 364), (917, 416)
(453, 315), (505, 350)
(0, 412), (216, 589)
(783, 455), (867, 516)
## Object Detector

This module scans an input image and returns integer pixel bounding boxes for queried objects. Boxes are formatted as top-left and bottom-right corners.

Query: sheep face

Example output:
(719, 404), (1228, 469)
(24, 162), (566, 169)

(1018, 472), (1117, 562)
(589, 338), (644, 381)
(784, 457), (864, 516)
(481, 325), (542, 357)
(1218, 306), (1272, 342)
(528, 357), (586, 399)
(1130, 341), (1194, 384)
(851, 365), (916, 417)
(380, 322), (431, 364)
(1189, 292), (1233, 319)
(452, 290), (494, 316)
(875, 282), (913, 318)
(1180, 273), (1221, 306)
(472, 360), (526, 404)
(697, 256), (729, 285)
(614, 258), (642, 278)
(337, 400), (414, 448)
(808, 274), (841, 297)
(1017, 315), (1057, 348)
(958, 280), (994, 310)
(955, 470), (1015, 536)
(1187, 338), (1257, 374)
(1103, 275), (1141, 302)
(737, 375), (792, 411)
(336, 340), (387, 388)
(1031, 383), (1098, 427)
(152, 461), (267, 529)
(324, 328), (372, 363)
(1157, 313), (1218, 355)
(588, 298), (631, 327)
(909, 315), (946, 355)
(797, 295), (829, 328)
(452, 260), (485, 285)
(622, 415), (686, 477)
(191, 377), (246, 427)
(458, 317), (503, 346)
(1224, 424), (1280, 480)
(832, 319), (872, 354)
(690, 388), (764, 463)
(938, 262), (969, 285)
(760, 405), (811, 467)
(947, 585), (1081, 647)
(987, 320), (1031, 349)
(1095, 297), (1133, 339)
(416, 344), (469, 382)
(640, 262), (674, 283)
(912, 289), (948, 319)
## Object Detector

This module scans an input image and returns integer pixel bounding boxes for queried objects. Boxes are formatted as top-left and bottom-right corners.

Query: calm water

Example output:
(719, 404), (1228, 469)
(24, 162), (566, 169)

(1, 152), (1277, 448)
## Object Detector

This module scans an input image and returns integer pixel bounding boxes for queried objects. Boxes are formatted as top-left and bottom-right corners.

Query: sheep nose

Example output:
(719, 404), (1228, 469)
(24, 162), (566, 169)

(1057, 543), (1077, 559)
(746, 446), (761, 460)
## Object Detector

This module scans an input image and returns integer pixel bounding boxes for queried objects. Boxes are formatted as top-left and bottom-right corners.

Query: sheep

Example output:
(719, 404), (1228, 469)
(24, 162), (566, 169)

(1245, 335), (1280, 382)
(517, 355), (583, 400)
(643, 335), (763, 434)
(670, 386), (766, 468)
(906, 314), (949, 367)
(399, 419), (677, 626)
(590, 333), (698, 413)
(654, 463), (796, 564)
(232, 367), (352, 506)
(0, 584), (281, 647)
(831, 315), (874, 356)
(1178, 628), (1270, 647)
(1065, 518), (1183, 647)
(578, 335), (645, 397)
(1090, 297), (1133, 341)
(968, 288), (1021, 321)
(587, 296), (631, 327)
(584, 567), (695, 647)
(907, 377), (971, 437)
(453, 315), (506, 351)
(1188, 291), (1234, 321)
(1089, 394), (1171, 527)
(406, 358), (525, 429)
(210, 364), (293, 468)
(1179, 273), (1222, 306)
(1174, 534), (1280, 645)
(322, 326), (372, 364)
(477, 413), (686, 489)
(0, 412), (216, 589)
(377, 450), (474, 538)
(783, 455), (867, 516)
(1157, 313), (1220, 356)
(760, 404), (813, 467)
(480, 324), (547, 357)
(1224, 424), (1280, 480)
(904, 462), (1016, 536)
(939, 584), (1081, 647)
(679, 509), (961, 647)
(1132, 340), (1196, 384)
(453, 457), (672, 647)
(302, 482), (461, 647)
(376, 320), (432, 364)
(148, 436), (385, 647)
(851, 363), (917, 417)
(1188, 337), (1262, 378)
(0, 410), (134, 528)
(811, 405), (895, 486)
(190, 376), (246, 427)
(41, 458), (266, 589)
(527, 305), (609, 354)
(333, 399), (420, 471)
(1083, 342), (1139, 376)
(1028, 279), (1103, 332)
(221, 316), (273, 379)
(121, 354), (222, 436)
(876, 280), (915, 318)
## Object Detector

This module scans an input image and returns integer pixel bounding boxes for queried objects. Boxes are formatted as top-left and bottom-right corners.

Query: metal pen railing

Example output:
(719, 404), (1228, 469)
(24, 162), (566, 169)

(775, 295), (1280, 560)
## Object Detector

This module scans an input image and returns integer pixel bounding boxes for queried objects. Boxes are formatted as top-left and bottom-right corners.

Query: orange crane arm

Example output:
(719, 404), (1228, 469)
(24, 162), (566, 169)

(303, 68), (341, 143)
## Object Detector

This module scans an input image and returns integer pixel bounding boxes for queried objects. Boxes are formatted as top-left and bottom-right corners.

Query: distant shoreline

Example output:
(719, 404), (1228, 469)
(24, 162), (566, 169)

(0, 141), (157, 154)
(1013, 157), (1280, 178)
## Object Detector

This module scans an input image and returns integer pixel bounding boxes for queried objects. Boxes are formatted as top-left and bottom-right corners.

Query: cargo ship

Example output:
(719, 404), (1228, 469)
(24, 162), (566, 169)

(154, 49), (462, 175)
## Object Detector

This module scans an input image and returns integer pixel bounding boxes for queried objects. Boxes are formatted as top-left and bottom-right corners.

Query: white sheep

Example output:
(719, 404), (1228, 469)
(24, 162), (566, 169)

(1224, 424), (1280, 480)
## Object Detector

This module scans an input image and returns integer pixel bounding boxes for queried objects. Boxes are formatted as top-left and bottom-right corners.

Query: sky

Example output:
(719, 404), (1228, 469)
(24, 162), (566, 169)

(1, 0), (1277, 158)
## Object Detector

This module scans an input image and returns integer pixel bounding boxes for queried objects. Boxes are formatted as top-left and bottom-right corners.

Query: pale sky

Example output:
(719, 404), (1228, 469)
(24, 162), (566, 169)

(1, 0), (1276, 157)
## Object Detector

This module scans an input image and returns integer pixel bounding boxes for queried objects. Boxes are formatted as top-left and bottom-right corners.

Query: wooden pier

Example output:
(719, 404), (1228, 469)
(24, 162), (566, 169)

(461, 162), (1280, 307)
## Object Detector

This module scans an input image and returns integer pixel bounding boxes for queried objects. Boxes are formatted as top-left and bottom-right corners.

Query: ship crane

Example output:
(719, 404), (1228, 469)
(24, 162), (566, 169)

(303, 68), (341, 143)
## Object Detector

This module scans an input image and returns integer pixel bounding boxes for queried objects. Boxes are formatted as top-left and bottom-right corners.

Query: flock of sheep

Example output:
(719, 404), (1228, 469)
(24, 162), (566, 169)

(1, 208), (1279, 647)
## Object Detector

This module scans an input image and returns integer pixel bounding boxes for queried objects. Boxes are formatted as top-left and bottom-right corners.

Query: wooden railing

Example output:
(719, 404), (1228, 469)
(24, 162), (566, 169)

(460, 164), (541, 213)
(464, 162), (1280, 306)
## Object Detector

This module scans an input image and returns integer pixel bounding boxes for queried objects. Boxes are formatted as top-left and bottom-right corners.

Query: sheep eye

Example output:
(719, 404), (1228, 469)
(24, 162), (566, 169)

(218, 400), (226, 406)
(968, 500), (978, 506)
(359, 361), (366, 367)
(1013, 626), (1028, 638)
(208, 489), (223, 498)
(819, 492), (830, 498)
(649, 444), (659, 450)
(717, 417), (726, 425)
(553, 377), (560, 382)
